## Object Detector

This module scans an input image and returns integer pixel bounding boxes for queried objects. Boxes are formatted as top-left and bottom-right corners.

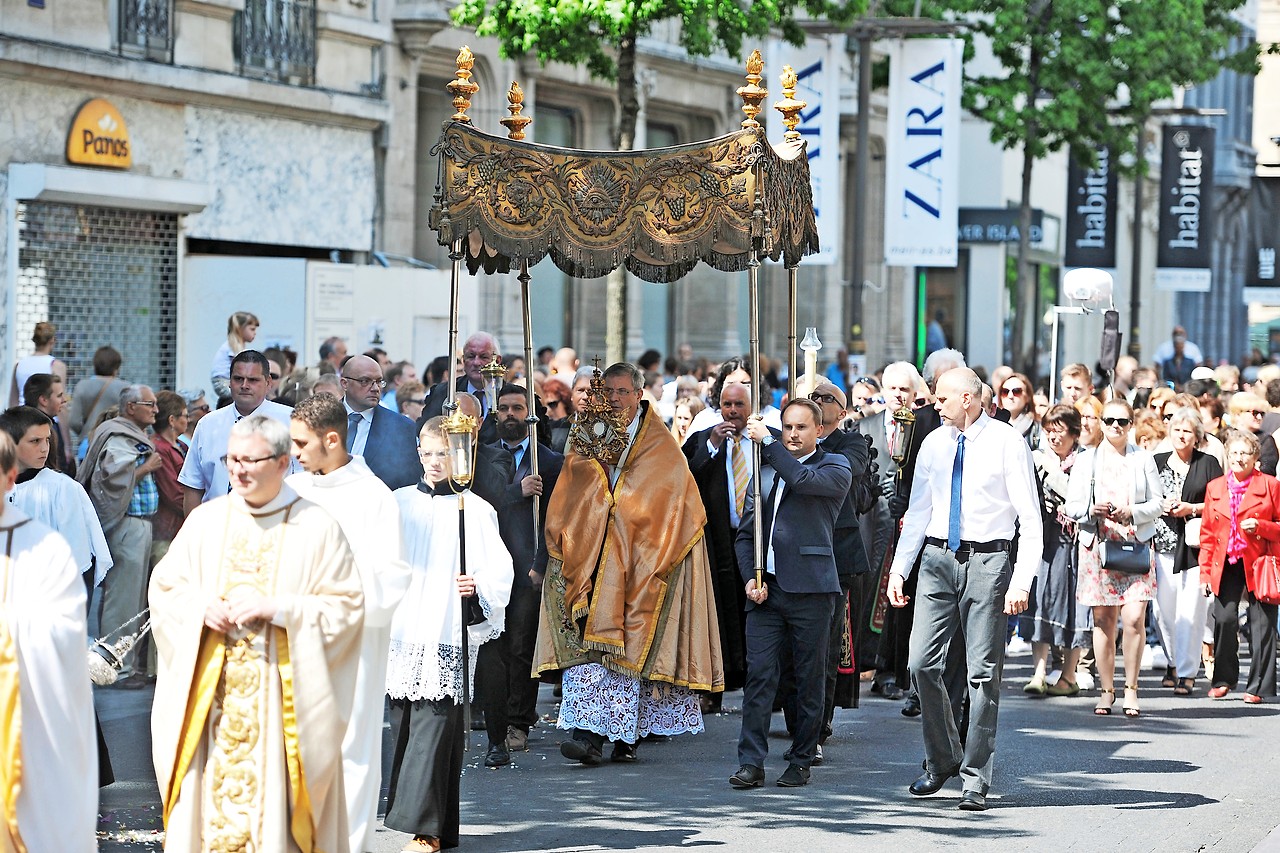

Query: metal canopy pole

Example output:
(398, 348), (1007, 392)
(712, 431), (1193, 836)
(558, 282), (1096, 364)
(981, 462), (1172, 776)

(446, 238), (463, 412)
(788, 267), (798, 400)
(519, 260), (541, 546)
(749, 248), (764, 590)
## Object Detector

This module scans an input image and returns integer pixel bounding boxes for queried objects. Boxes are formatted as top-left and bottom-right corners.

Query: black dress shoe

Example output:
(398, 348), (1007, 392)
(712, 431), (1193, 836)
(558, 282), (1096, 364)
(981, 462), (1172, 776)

(901, 693), (922, 717)
(610, 741), (638, 763)
(776, 763), (811, 788)
(559, 738), (602, 766)
(908, 767), (958, 796)
(958, 790), (987, 811)
(783, 744), (822, 764)
(728, 765), (765, 789)
(881, 682), (905, 701)
(484, 745), (510, 768)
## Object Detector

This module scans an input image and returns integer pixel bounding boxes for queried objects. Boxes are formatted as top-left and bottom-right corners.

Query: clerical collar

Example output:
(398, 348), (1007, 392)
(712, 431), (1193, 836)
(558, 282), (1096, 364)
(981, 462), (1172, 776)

(15, 468), (39, 484)
(233, 482), (301, 516)
(417, 478), (462, 497)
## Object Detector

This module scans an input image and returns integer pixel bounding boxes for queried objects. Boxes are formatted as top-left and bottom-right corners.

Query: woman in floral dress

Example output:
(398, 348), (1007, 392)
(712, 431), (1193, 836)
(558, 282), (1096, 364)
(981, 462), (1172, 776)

(1065, 399), (1163, 717)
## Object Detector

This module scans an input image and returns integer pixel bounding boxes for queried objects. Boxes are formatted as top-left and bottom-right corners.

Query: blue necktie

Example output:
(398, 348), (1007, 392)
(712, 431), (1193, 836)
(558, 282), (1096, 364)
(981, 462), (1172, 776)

(948, 434), (965, 551)
(346, 412), (361, 452)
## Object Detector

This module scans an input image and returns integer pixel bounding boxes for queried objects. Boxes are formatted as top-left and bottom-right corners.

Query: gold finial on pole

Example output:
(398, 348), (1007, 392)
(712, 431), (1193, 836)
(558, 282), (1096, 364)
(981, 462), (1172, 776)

(774, 65), (806, 142)
(737, 49), (768, 130)
(500, 81), (533, 140)
(447, 46), (480, 124)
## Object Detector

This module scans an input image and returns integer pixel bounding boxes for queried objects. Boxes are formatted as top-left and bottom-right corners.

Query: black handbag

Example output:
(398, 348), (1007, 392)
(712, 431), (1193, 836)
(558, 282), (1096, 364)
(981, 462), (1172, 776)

(1089, 455), (1152, 575)
(1100, 540), (1153, 575)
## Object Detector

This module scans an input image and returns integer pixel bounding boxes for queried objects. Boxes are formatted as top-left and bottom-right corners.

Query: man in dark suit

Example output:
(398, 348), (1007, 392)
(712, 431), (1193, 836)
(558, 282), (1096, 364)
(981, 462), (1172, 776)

(340, 355), (423, 490)
(421, 331), (501, 446)
(729, 399), (851, 790)
(806, 380), (870, 737)
(682, 382), (753, 701)
(478, 384), (563, 767)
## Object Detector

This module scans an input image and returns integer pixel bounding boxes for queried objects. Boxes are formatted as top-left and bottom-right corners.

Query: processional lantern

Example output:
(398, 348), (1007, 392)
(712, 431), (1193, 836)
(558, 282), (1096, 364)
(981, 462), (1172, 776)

(799, 326), (822, 399)
(441, 409), (477, 487)
(480, 354), (505, 414)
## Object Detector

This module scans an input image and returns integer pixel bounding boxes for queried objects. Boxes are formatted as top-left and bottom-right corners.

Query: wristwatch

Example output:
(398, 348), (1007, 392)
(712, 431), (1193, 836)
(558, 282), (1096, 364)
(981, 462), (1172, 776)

(761, 435), (775, 447)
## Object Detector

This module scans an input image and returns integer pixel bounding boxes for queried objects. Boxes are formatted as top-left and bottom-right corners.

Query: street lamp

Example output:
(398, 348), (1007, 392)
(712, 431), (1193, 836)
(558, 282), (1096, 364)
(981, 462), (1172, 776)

(1047, 267), (1113, 403)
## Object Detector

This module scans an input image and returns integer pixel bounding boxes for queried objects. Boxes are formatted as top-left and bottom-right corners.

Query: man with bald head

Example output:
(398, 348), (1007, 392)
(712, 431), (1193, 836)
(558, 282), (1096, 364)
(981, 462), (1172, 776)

(683, 381), (755, 701)
(887, 368), (1042, 811)
(421, 331), (502, 444)
(341, 354), (422, 490)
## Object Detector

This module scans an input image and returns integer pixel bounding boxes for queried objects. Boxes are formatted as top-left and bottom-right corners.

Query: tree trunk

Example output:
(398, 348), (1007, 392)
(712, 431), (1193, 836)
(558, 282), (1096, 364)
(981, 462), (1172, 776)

(1015, 140), (1037, 377)
(605, 31), (639, 365)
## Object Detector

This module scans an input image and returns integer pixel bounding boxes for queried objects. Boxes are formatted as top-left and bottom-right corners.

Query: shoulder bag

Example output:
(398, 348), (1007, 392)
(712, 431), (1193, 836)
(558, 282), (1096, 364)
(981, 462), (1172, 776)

(1252, 538), (1280, 606)
(1091, 454), (1153, 575)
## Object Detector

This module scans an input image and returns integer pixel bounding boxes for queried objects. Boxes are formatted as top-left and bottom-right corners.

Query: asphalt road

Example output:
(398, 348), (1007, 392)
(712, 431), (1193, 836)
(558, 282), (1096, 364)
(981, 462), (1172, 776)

(96, 649), (1280, 852)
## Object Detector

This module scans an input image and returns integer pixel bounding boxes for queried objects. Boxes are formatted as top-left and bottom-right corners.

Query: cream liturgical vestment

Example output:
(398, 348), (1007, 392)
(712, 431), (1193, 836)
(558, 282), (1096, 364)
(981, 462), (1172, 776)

(287, 457), (410, 853)
(149, 484), (364, 853)
(7, 468), (113, 584)
(0, 509), (97, 853)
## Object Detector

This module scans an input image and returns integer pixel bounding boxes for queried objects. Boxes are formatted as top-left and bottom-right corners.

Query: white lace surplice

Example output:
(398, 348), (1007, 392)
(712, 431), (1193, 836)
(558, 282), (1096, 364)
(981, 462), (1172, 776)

(557, 662), (704, 744)
(386, 488), (513, 702)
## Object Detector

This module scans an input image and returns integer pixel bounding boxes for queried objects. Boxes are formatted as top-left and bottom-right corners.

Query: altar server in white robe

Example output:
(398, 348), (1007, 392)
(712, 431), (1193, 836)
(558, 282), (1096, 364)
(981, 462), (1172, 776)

(0, 430), (97, 853)
(384, 416), (512, 853)
(286, 394), (411, 853)
(150, 415), (364, 853)
(1, 405), (113, 588)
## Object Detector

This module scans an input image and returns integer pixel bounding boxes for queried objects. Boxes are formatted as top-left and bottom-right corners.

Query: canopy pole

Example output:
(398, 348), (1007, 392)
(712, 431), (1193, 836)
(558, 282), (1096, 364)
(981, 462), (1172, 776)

(446, 238), (463, 412)
(787, 267), (798, 401)
(749, 249), (763, 591)
(519, 260), (540, 547)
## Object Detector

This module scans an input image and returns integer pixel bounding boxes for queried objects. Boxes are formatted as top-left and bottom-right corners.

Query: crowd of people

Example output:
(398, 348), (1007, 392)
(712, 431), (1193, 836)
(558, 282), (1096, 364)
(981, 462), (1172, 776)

(3, 314), (1278, 850)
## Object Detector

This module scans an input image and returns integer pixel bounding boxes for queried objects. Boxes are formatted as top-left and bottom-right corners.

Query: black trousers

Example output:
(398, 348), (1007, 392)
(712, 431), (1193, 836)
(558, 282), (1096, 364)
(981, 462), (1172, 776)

(477, 583), (542, 746)
(739, 586), (839, 770)
(385, 697), (463, 847)
(1212, 560), (1279, 696)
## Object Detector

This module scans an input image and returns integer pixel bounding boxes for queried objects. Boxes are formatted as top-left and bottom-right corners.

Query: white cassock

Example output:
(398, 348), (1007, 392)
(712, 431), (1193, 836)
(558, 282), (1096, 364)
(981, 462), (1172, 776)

(0, 508), (96, 853)
(149, 485), (364, 853)
(288, 457), (410, 853)
(7, 468), (113, 584)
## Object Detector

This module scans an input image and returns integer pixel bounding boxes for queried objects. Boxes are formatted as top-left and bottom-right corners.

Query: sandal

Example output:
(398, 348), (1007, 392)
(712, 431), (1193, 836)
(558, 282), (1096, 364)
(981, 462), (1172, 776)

(1094, 687), (1115, 715)
(1122, 684), (1140, 718)
(1046, 679), (1081, 697)
(404, 837), (441, 853)
(1161, 666), (1176, 689)
(1174, 677), (1195, 696)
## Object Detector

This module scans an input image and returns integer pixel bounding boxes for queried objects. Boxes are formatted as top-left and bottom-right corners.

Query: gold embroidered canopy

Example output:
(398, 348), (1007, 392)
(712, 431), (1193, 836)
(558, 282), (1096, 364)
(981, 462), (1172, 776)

(428, 49), (820, 283)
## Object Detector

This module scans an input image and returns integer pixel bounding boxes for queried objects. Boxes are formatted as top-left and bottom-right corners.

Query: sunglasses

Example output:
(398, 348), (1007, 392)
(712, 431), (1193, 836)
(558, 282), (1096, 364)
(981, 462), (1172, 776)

(545, 399), (565, 408)
(810, 392), (839, 405)
(1102, 417), (1132, 427)
(1162, 413), (1173, 422)
(1247, 410), (1267, 418)
(1000, 387), (1025, 397)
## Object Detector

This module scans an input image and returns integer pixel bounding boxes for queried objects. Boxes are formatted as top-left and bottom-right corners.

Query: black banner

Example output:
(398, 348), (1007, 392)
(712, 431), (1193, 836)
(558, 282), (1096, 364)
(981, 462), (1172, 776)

(1246, 176), (1280, 292)
(956, 207), (1043, 244)
(1064, 145), (1117, 269)
(1155, 124), (1215, 291)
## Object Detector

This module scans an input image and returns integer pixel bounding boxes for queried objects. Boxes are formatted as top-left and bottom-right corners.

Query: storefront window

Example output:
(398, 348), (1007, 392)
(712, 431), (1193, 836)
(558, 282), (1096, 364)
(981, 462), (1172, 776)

(915, 254), (968, 367)
(1003, 257), (1059, 383)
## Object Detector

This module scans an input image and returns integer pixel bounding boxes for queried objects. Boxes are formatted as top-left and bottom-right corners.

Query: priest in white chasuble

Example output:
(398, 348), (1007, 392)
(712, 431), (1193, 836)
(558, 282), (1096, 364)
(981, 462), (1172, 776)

(286, 394), (410, 853)
(0, 431), (97, 853)
(150, 415), (364, 853)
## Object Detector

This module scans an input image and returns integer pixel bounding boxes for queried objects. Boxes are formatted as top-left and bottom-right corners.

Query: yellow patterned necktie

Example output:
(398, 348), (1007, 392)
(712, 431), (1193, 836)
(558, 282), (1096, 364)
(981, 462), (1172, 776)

(731, 435), (750, 518)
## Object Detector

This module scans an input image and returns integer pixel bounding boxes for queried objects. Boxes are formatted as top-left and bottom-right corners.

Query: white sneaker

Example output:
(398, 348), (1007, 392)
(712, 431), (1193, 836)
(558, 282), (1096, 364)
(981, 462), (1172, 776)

(1076, 670), (1095, 691)
(1006, 637), (1032, 655)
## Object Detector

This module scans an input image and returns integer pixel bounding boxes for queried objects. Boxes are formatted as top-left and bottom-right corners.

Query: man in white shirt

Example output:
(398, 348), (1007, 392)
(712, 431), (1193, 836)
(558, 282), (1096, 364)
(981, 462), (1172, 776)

(1151, 325), (1204, 366)
(887, 368), (1042, 812)
(179, 350), (293, 513)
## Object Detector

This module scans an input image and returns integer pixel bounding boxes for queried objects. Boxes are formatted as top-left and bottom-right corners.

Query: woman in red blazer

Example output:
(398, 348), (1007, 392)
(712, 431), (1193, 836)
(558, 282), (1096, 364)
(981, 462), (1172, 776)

(1198, 430), (1280, 703)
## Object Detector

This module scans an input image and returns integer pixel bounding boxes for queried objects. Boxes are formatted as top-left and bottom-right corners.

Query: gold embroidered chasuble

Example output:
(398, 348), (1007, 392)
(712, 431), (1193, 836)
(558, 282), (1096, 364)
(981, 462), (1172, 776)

(149, 486), (363, 853)
(534, 404), (724, 692)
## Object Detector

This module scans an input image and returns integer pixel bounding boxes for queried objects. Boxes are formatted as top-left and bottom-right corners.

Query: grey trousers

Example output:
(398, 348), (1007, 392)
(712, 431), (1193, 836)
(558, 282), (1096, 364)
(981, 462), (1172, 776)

(908, 543), (1010, 795)
(99, 515), (153, 677)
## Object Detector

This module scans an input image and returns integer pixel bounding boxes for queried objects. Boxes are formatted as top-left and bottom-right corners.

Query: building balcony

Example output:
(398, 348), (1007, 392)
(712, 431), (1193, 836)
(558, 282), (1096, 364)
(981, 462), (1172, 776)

(234, 0), (316, 85)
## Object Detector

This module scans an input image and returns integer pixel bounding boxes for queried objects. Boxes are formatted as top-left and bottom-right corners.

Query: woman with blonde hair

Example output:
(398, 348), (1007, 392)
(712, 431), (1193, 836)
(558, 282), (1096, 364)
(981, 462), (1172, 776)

(9, 321), (67, 406)
(1074, 395), (1105, 449)
(670, 396), (705, 446)
(210, 311), (259, 401)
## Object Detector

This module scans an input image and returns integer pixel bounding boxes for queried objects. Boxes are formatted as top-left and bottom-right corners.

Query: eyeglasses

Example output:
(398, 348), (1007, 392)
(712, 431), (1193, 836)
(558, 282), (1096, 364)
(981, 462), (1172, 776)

(188, 403), (211, 414)
(220, 453), (282, 469)
(809, 392), (839, 405)
(418, 450), (448, 460)
(1000, 387), (1025, 397)
(343, 376), (387, 389)
(1101, 417), (1132, 427)
(269, 372), (282, 380)
(604, 387), (638, 398)
(129, 400), (157, 408)
(545, 399), (565, 409)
